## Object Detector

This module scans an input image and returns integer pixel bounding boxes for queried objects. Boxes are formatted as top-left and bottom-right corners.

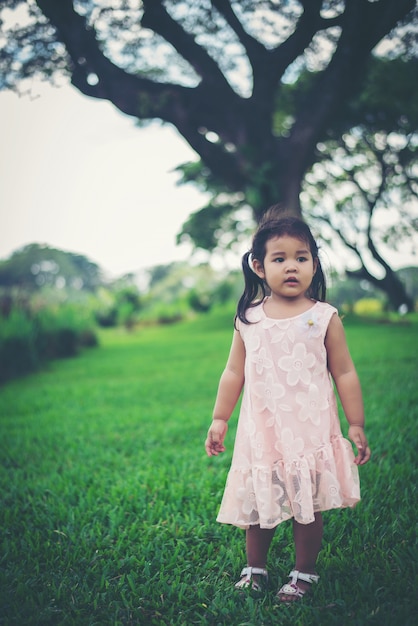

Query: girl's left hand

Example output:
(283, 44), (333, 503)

(348, 425), (371, 465)
(205, 419), (228, 457)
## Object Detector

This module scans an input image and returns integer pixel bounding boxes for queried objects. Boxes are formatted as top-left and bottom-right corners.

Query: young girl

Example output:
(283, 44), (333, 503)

(205, 214), (371, 603)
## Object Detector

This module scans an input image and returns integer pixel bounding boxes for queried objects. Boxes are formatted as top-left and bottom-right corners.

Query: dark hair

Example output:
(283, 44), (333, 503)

(236, 214), (326, 324)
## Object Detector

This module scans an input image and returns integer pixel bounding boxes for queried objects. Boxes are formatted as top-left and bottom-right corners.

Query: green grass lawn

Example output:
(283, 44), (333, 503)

(0, 309), (417, 625)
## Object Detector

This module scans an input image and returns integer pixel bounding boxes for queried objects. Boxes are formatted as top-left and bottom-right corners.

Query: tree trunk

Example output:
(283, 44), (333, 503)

(346, 268), (414, 312)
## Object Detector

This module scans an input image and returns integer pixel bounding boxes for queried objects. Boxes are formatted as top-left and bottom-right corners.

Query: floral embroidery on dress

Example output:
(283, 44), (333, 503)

(278, 342), (315, 386)
(297, 309), (323, 338)
(296, 384), (326, 426)
(279, 427), (305, 458)
(244, 417), (256, 437)
(247, 332), (260, 352)
(236, 476), (258, 516)
(259, 483), (285, 520)
(252, 431), (269, 460)
(251, 346), (273, 375)
(262, 317), (296, 344)
(253, 373), (285, 413)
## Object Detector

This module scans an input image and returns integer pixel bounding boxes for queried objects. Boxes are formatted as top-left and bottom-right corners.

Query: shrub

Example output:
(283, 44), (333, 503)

(188, 288), (212, 313)
(95, 306), (118, 327)
(0, 303), (98, 384)
(0, 309), (38, 382)
(353, 298), (384, 315)
(78, 329), (99, 348)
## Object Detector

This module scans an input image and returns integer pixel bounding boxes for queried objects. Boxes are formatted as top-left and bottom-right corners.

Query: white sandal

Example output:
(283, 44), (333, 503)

(235, 566), (269, 593)
(277, 569), (319, 602)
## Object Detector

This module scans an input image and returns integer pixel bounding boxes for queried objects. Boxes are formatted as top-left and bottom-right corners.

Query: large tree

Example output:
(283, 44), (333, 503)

(175, 55), (418, 310)
(0, 0), (415, 218)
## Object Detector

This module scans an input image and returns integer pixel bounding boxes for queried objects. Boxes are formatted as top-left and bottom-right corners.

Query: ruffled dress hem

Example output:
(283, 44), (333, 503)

(216, 434), (360, 529)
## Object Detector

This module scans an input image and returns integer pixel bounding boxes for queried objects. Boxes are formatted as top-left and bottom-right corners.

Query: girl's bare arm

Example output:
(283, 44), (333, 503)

(205, 330), (246, 457)
(325, 314), (371, 465)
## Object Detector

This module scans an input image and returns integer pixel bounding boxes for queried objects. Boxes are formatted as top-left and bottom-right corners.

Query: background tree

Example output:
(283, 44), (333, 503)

(0, 0), (415, 219)
(0, 243), (102, 291)
(301, 57), (418, 311)
(177, 57), (418, 310)
(303, 127), (417, 311)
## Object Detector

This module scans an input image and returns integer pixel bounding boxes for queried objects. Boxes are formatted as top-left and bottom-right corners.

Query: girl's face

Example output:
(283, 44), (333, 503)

(253, 235), (317, 302)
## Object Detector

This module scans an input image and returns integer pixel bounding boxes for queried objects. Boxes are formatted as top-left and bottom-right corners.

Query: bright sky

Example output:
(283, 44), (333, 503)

(0, 82), (209, 278)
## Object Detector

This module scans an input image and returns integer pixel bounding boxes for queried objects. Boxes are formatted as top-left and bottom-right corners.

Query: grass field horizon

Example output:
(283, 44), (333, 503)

(1, 308), (417, 625)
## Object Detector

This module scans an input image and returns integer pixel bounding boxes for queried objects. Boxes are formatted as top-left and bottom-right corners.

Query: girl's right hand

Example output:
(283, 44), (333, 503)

(348, 425), (371, 465)
(205, 419), (228, 457)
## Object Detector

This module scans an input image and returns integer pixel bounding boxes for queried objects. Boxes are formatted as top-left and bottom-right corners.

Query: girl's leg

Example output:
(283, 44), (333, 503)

(293, 511), (323, 573)
(235, 526), (275, 591)
(236, 525), (276, 587)
(246, 524), (276, 569)
(278, 512), (323, 601)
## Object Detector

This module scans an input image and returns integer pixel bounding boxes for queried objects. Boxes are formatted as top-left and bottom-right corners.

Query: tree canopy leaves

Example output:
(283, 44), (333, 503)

(1, 0), (415, 214)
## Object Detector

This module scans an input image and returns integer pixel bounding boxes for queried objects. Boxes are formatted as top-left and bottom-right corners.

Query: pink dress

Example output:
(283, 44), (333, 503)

(217, 300), (360, 529)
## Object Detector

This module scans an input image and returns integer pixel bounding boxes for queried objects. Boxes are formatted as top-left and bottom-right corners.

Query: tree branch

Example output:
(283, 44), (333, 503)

(213, 1), (340, 107)
(338, 137), (378, 211)
(282, 0), (415, 196)
(141, 0), (233, 95)
(316, 211), (386, 289)
(171, 125), (247, 190)
(35, 0), (243, 144)
(339, 134), (398, 275)
(210, 0), (269, 70)
(270, 0), (326, 76)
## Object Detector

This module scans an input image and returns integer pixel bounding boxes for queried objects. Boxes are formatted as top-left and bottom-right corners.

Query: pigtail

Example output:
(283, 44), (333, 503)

(235, 251), (266, 326)
(308, 261), (326, 302)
